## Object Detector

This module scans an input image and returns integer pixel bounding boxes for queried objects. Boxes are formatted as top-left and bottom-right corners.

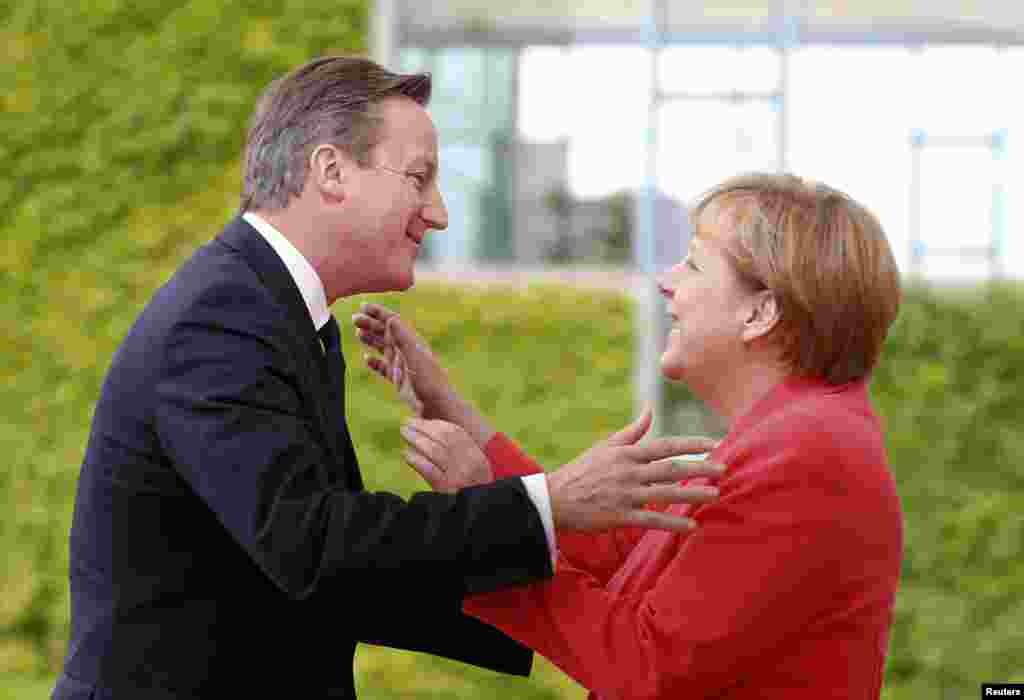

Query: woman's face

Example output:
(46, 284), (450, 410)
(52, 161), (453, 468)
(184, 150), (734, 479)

(657, 219), (760, 383)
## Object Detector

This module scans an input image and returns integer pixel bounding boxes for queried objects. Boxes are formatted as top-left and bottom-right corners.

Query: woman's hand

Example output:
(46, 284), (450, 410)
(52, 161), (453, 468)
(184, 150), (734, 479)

(353, 303), (497, 447)
(400, 418), (494, 493)
(352, 303), (451, 418)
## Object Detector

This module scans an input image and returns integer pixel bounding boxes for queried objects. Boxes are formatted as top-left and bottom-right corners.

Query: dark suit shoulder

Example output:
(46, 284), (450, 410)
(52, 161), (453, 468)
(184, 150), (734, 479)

(149, 237), (280, 322)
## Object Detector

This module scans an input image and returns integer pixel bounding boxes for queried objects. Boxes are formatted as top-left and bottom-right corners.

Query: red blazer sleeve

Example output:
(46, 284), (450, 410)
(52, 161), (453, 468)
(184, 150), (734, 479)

(485, 433), (650, 584)
(466, 433), (892, 699)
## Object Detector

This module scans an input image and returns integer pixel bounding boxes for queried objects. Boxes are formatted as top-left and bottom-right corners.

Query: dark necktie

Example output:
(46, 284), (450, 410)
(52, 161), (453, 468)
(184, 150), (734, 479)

(318, 316), (345, 406)
(317, 315), (362, 489)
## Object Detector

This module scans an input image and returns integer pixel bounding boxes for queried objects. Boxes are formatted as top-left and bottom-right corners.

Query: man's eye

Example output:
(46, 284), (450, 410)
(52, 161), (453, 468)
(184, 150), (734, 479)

(410, 173), (428, 189)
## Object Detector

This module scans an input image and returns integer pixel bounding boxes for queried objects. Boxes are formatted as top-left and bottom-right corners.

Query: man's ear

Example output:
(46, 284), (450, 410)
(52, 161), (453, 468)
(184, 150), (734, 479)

(309, 144), (347, 201)
(741, 290), (781, 343)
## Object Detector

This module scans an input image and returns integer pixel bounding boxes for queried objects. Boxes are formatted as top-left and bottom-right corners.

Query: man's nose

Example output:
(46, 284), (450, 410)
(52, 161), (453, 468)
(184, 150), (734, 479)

(421, 186), (448, 231)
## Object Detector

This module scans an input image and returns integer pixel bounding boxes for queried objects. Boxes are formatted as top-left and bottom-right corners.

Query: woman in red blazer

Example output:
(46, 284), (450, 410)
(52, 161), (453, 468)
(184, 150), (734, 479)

(355, 173), (904, 700)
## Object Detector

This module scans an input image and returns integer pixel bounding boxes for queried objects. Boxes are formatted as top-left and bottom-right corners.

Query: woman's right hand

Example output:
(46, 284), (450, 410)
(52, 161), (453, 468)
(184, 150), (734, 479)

(352, 303), (456, 419)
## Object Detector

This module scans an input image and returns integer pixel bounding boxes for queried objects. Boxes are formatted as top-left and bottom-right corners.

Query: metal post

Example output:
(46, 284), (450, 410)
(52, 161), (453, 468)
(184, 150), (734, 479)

(776, 11), (798, 173)
(371, 0), (397, 68)
(989, 129), (1007, 281)
(633, 0), (665, 430)
(908, 128), (925, 281)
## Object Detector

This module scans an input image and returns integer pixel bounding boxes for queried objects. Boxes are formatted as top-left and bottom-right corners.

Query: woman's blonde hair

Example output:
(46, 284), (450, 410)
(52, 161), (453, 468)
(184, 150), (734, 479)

(693, 173), (901, 384)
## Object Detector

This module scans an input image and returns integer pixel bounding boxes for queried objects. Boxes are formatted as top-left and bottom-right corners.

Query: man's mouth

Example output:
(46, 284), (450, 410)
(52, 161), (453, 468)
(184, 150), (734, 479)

(406, 231), (423, 246)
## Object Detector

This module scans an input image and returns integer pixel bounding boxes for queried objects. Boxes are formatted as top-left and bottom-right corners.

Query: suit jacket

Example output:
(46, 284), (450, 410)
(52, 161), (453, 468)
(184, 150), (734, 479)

(53, 216), (552, 699)
(467, 376), (903, 699)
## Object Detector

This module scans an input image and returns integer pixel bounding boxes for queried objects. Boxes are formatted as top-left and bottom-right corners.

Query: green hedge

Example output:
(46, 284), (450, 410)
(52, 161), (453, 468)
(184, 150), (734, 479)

(3, 1), (1024, 696)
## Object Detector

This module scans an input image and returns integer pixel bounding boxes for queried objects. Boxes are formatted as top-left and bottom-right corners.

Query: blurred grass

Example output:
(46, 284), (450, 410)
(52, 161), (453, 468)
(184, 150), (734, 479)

(0, 676), (53, 700)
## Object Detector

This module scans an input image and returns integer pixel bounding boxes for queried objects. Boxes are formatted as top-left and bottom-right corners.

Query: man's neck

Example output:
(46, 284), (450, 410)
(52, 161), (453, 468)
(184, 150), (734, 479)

(250, 207), (318, 263)
(251, 204), (379, 304)
(243, 209), (330, 327)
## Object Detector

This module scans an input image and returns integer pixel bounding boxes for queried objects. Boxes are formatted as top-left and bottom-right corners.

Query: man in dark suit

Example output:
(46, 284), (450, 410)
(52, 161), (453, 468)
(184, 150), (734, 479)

(53, 56), (719, 699)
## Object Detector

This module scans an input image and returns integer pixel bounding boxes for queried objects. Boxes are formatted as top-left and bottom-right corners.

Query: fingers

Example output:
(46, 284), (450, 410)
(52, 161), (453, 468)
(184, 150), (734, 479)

(353, 304), (402, 353)
(396, 357), (424, 414)
(622, 508), (699, 533)
(364, 350), (399, 388)
(636, 454), (726, 485)
(605, 406), (653, 447)
(633, 456), (726, 488)
(402, 448), (448, 492)
(353, 314), (390, 351)
(628, 435), (720, 463)
(634, 483), (719, 508)
(387, 339), (404, 386)
(400, 420), (447, 460)
(353, 307), (422, 357)
(365, 354), (392, 380)
(382, 326), (401, 384)
(355, 330), (388, 355)
(386, 316), (420, 355)
(357, 303), (399, 323)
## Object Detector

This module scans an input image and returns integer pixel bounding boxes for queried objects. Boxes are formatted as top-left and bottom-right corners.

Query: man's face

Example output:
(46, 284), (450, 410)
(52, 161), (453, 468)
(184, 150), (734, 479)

(338, 96), (448, 293)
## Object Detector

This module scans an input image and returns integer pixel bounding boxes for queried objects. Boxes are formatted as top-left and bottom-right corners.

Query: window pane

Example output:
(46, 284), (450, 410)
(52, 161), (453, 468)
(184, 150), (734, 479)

(657, 99), (779, 203)
(659, 46), (779, 95)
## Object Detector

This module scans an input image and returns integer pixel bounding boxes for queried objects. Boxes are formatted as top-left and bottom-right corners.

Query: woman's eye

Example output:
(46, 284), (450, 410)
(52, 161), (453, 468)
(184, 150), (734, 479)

(685, 259), (698, 271)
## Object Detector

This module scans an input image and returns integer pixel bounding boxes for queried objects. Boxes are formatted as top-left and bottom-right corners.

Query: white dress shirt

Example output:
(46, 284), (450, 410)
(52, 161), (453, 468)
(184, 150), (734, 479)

(242, 212), (557, 566)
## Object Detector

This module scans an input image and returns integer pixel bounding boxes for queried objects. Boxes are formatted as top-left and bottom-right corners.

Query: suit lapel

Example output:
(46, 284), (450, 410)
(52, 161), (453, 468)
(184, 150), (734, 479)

(217, 216), (362, 490)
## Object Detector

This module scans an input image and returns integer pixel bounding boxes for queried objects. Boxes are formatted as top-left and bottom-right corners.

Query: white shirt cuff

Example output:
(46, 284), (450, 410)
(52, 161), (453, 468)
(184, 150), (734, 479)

(520, 473), (558, 572)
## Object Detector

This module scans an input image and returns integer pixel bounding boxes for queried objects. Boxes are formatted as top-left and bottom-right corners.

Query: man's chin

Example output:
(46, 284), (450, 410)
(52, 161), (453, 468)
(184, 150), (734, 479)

(371, 268), (415, 294)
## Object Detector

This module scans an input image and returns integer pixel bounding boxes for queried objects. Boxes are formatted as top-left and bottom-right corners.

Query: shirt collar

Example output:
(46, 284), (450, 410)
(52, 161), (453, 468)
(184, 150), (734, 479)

(242, 211), (330, 331)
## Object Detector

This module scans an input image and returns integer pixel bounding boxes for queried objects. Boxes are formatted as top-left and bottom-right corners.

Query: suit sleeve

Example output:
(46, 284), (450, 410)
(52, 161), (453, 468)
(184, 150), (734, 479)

(154, 285), (553, 606)
(464, 442), (856, 699)
(353, 596), (535, 676)
(485, 433), (651, 585)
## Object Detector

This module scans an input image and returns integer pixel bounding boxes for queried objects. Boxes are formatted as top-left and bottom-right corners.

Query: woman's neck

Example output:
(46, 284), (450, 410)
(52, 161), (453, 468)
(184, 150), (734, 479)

(698, 360), (791, 427)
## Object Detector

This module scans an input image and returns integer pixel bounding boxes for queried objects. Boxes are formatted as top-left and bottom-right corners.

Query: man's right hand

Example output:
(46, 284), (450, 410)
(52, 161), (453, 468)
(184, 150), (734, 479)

(547, 408), (723, 532)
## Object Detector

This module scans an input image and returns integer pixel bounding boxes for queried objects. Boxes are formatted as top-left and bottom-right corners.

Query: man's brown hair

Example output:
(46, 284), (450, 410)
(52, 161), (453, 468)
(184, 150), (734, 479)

(241, 56), (431, 211)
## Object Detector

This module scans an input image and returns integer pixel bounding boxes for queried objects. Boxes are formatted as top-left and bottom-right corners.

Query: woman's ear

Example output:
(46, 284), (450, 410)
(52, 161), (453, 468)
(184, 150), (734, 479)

(742, 290), (781, 343)
(309, 144), (346, 201)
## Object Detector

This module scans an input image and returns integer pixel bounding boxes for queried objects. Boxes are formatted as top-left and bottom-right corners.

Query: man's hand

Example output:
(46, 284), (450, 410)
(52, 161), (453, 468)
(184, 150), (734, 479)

(546, 408), (723, 532)
(400, 418), (494, 494)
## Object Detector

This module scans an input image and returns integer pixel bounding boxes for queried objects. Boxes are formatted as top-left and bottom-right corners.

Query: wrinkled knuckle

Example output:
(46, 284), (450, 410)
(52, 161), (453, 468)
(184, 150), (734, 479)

(629, 509), (651, 527)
